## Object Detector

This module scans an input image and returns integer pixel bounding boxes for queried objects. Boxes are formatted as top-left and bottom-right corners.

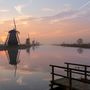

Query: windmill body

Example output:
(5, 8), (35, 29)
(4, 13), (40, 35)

(7, 29), (19, 46)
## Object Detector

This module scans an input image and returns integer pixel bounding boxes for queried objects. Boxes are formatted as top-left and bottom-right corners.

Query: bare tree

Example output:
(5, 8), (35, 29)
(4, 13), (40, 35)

(77, 38), (83, 45)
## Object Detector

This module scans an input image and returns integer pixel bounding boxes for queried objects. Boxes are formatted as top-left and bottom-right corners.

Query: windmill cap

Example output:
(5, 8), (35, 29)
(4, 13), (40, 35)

(9, 29), (20, 33)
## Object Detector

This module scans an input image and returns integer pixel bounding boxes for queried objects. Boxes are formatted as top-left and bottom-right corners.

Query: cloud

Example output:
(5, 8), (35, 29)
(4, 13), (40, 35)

(14, 4), (25, 14)
(14, 1), (90, 24)
(42, 9), (76, 22)
(63, 4), (72, 11)
(16, 15), (34, 20)
(0, 78), (11, 82)
(0, 9), (9, 13)
(0, 1), (90, 25)
(50, 10), (88, 24)
(37, 1), (90, 24)
(78, 0), (90, 10)
(14, 0), (33, 14)
(41, 8), (54, 12)
(14, 15), (36, 25)
(0, 18), (10, 24)
(41, 1), (90, 24)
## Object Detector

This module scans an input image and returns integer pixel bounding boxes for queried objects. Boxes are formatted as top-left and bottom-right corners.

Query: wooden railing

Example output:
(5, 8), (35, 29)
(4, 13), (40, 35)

(50, 62), (90, 89)
(65, 62), (90, 80)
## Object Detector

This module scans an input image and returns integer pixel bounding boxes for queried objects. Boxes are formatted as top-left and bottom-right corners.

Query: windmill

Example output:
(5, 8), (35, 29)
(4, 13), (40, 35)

(26, 34), (30, 46)
(5, 19), (20, 46)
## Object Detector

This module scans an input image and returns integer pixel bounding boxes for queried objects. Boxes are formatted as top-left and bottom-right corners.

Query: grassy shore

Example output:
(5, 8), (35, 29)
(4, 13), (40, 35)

(54, 43), (90, 49)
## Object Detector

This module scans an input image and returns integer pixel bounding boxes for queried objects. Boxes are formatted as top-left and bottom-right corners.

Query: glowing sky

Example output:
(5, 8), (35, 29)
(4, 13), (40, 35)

(0, 0), (90, 44)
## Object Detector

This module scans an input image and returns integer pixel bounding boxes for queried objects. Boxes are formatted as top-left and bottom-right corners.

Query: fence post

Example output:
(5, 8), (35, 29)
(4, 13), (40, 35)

(69, 69), (72, 90)
(85, 66), (87, 80)
(50, 65), (54, 89)
(52, 66), (54, 82)
(67, 64), (69, 77)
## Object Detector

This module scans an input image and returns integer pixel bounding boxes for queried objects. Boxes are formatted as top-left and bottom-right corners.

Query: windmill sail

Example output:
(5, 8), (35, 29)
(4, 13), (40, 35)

(13, 18), (16, 30)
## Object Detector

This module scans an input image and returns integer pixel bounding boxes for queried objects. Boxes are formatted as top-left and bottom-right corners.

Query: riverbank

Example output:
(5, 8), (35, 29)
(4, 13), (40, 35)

(54, 44), (90, 49)
(0, 44), (40, 51)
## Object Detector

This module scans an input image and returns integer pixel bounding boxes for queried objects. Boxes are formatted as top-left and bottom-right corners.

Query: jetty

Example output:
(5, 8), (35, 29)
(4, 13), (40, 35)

(50, 62), (90, 90)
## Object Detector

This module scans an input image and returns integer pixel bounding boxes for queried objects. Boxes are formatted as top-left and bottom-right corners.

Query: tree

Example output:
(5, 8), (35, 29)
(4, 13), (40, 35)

(77, 38), (83, 45)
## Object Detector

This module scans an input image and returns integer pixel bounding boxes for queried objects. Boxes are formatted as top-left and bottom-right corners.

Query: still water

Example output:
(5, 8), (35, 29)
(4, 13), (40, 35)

(0, 45), (90, 90)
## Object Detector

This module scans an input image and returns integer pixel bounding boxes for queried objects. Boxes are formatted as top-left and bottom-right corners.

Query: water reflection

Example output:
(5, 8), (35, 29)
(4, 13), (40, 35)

(5, 47), (20, 77)
(4, 46), (35, 77)
(50, 86), (66, 90)
(0, 46), (90, 90)
(77, 48), (83, 54)
(32, 46), (35, 51)
(26, 47), (31, 54)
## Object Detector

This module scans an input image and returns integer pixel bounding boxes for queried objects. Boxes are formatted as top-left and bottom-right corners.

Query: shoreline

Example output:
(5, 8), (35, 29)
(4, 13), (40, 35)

(54, 44), (90, 49)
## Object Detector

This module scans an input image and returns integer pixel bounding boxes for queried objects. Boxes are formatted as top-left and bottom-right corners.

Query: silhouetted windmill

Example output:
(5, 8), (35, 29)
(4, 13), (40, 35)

(5, 19), (20, 46)
(26, 34), (30, 46)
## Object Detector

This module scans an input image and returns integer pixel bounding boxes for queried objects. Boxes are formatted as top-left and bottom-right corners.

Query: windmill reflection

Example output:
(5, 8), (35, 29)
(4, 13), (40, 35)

(5, 47), (20, 77)
(26, 47), (30, 54)
(5, 46), (31, 77)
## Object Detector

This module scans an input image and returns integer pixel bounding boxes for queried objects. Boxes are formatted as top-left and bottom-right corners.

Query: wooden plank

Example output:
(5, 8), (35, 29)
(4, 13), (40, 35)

(65, 62), (90, 67)
(53, 78), (90, 90)
(50, 65), (90, 73)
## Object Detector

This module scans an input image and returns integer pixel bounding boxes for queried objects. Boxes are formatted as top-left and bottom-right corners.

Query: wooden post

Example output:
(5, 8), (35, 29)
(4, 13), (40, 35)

(69, 69), (72, 90)
(52, 66), (54, 82)
(67, 64), (69, 77)
(85, 66), (87, 80)
(51, 66), (54, 89)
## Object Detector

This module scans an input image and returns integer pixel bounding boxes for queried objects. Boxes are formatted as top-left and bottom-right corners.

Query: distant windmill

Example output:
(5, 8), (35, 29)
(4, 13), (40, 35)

(26, 34), (30, 46)
(5, 19), (20, 46)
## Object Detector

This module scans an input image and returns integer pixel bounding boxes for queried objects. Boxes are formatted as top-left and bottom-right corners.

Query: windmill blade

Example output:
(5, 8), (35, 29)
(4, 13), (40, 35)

(16, 33), (20, 44)
(13, 19), (20, 33)
(13, 18), (17, 30)
(5, 33), (9, 45)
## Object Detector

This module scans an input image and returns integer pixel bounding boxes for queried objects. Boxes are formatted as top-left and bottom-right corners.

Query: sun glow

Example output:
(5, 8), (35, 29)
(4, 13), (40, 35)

(0, 35), (7, 43)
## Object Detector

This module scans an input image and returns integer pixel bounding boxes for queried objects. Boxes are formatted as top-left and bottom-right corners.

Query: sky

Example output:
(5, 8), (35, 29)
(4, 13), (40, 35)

(0, 0), (90, 44)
